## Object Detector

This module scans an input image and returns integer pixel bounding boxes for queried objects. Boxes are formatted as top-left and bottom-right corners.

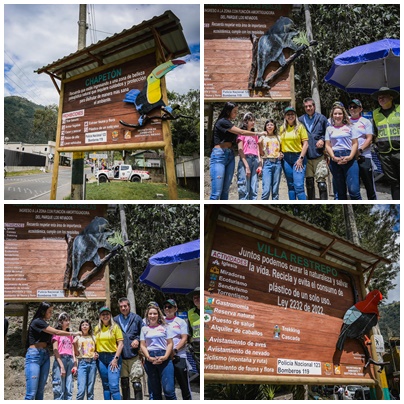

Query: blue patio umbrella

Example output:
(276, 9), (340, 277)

(140, 239), (200, 294)
(324, 39), (400, 94)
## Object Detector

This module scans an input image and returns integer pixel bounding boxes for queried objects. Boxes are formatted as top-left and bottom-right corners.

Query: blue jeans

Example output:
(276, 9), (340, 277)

(144, 350), (176, 400)
(237, 155), (259, 200)
(330, 150), (362, 200)
(52, 354), (74, 400)
(97, 352), (122, 400)
(209, 147), (235, 200)
(261, 159), (282, 200)
(77, 359), (97, 400)
(25, 347), (50, 400)
(282, 153), (307, 200)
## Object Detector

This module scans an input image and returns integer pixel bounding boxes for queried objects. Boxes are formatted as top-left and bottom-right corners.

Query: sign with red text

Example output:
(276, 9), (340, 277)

(4, 205), (108, 301)
(204, 226), (373, 382)
(204, 4), (293, 100)
(61, 53), (163, 149)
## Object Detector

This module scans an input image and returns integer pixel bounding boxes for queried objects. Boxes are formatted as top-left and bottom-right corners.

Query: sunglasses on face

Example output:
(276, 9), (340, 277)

(164, 305), (174, 309)
(349, 105), (359, 109)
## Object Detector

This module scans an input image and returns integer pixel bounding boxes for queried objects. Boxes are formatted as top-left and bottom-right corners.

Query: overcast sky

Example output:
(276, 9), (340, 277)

(4, 4), (200, 106)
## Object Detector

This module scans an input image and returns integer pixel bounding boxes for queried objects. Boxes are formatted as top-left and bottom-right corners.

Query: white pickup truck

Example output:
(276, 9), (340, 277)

(95, 164), (150, 183)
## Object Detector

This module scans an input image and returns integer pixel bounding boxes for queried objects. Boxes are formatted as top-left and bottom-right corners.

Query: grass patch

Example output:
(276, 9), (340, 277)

(85, 181), (199, 200)
(5, 169), (45, 177)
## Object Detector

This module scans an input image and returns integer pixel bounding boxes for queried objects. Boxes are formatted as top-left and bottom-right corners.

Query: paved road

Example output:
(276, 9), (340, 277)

(4, 167), (91, 200)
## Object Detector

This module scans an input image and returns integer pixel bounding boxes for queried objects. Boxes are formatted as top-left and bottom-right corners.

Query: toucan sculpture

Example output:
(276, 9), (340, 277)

(336, 289), (389, 372)
(120, 59), (186, 128)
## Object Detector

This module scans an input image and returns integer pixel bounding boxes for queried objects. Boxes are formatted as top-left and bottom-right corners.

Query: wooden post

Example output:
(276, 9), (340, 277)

(204, 205), (220, 276)
(50, 77), (66, 200)
(358, 272), (384, 399)
(206, 103), (214, 151)
(152, 29), (178, 200)
(105, 264), (111, 308)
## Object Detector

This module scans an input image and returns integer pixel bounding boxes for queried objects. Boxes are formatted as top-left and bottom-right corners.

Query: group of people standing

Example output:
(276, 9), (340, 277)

(23, 288), (200, 400)
(209, 87), (399, 201)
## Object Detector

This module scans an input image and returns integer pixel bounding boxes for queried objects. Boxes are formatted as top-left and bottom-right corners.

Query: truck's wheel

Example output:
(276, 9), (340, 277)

(98, 175), (108, 183)
(131, 176), (141, 182)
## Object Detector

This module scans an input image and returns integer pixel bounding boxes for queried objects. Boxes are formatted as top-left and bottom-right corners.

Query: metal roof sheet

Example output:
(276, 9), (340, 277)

(215, 205), (390, 275)
(35, 10), (190, 80)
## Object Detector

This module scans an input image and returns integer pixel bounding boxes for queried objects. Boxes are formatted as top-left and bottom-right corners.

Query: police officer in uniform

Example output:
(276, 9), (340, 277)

(372, 87), (400, 199)
(187, 287), (200, 373)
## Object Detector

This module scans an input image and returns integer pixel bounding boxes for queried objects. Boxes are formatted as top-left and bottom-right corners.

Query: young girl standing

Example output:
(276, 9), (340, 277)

(52, 312), (77, 400)
(259, 119), (283, 200)
(74, 319), (98, 400)
(236, 112), (261, 200)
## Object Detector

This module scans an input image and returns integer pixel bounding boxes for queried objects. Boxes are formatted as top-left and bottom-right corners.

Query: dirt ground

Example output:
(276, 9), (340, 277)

(4, 317), (200, 400)
(203, 156), (392, 200)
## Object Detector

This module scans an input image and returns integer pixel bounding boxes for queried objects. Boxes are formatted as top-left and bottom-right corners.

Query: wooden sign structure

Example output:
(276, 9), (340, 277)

(61, 54), (165, 148)
(204, 205), (390, 386)
(205, 4), (294, 101)
(35, 11), (191, 199)
(4, 204), (109, 302)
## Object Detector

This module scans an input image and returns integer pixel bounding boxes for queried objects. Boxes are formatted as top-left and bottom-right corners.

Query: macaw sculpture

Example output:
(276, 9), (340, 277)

(336, 289), (389, 372)
(120, 59), (192, 128)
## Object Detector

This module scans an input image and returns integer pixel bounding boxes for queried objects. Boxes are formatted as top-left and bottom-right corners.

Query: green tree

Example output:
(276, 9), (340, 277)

(292, 4), (400, 115)
(276, 204), (400, 298)
(33, 104), (58, 142)
(106, 204), (200, 313)
(168, 89), (200, 156)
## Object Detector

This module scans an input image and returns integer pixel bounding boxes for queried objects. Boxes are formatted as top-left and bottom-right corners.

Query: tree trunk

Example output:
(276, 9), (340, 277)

(304, 5), (321, 111)
(343, 204), (387, 399)
(343, 205), (360, 245)
(119, 204), (136, 312)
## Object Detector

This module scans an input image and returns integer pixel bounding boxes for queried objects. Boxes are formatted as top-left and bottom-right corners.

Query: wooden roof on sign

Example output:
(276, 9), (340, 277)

(210, 205), (390, 276)
(35, 10), (190, 81)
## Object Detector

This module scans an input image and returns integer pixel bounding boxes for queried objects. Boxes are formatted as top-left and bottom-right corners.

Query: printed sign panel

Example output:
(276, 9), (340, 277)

(4, 205), (108, 301)
(61, 53), (164, 149)
(204, 225), (374, 382)
(204, 4), (293, 100)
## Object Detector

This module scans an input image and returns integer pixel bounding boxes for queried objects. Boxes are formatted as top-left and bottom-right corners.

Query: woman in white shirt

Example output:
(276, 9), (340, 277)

(140, 306), (176, 400)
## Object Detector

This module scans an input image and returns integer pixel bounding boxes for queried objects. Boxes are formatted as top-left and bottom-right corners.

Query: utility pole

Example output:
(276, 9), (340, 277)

(71, 4), (87, 200)
(304, 5), (321, 110)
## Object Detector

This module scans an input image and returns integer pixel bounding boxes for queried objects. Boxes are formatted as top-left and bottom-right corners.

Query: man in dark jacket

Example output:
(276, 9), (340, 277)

(299, 97), (329, 199)
(114, 297), (144, 400)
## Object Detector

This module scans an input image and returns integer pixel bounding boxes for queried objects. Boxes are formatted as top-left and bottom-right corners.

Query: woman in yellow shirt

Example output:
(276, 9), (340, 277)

(280, 106), (309, 200)
(94, 307), (124, 400)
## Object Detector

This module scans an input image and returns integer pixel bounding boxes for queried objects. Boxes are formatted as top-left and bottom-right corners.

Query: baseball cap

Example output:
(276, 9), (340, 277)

(99, 306), (111, 314)
(350, 99), (362, 107)
(284, 106), (296, 114)
(164, 299), (177, 307)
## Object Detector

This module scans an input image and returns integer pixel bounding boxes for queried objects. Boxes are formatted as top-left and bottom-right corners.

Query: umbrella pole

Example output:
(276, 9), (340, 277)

(383, 60), (388, 87)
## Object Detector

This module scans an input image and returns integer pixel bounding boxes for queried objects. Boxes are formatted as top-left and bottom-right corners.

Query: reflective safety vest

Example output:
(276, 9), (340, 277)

(373, 105), (400, 153)
(187, 308), (200, 342)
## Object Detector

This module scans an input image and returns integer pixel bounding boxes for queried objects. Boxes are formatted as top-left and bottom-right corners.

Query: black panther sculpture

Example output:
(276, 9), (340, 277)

(254, 16), (300, 88)
(69, 217), (114, 289)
